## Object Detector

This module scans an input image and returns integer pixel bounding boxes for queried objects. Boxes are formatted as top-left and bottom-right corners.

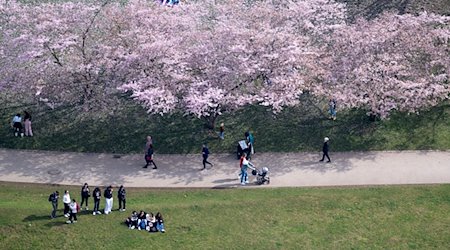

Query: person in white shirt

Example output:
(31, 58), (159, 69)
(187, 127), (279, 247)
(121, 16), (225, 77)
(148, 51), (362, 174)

(63, 190), (71, 217)
(240, 155), (256, 186)
(11, 113), (23, 137)
(66, 199), (78, 224)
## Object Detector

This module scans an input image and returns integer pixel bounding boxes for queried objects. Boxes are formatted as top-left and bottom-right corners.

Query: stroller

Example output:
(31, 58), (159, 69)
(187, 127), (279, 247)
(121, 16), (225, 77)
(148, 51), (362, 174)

(251, 167), (270, 185)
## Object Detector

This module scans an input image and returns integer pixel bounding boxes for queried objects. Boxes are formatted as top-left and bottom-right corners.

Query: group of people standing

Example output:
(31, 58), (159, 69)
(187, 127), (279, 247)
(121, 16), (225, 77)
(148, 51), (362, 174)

(11, 111), (33, 137)
(49, 183), (127, 224)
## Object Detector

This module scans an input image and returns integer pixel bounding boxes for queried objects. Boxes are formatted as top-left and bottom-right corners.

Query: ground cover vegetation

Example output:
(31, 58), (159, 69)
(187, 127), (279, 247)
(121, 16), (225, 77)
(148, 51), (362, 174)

(0, 182), (449, 249)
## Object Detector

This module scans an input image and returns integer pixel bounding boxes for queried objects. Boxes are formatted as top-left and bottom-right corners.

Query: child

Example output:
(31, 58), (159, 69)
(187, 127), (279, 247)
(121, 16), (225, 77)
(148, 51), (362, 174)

(155, 212), (165, 233)
(66, 199), (79, 224)
(118, 185), (126, 211)
(80, 183), (90, 210)
(63, 190), (71, 217)
(92, 187), (102, 215)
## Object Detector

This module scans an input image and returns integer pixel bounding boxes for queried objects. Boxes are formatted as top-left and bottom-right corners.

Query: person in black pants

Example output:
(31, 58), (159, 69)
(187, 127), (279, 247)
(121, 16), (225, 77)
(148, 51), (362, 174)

(319, 137), (331, 163)
(118, 185), (126, 212)
(143, 144), (157, 169)
(92, 187), (102, 215)
(80, 183), (90, 210)
(201, 144), (213, 170)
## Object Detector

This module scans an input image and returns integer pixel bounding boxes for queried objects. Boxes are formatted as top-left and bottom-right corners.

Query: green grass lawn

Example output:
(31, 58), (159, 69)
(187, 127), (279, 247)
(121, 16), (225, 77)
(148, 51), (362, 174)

(0, 182), (449, 249)
(1, 98), (449, 154)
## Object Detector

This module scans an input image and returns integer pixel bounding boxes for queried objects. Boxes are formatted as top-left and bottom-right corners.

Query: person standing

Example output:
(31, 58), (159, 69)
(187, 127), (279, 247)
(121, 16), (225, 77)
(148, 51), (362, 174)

(104, 185), (113, 215)
(23, 111), (33, 137)
(240, 155), (255, 186)
(319, 137), (331, 163)
(218, 123), (225, 140)
(329, 99), (337, 120)
(11, 113), (23, 137)
(49, 191), (59, 219)
(143, 144), (157, 169)
(245, 131), (255, 156)
(92, 187), (102, 215)
(62, 190), (71, 217)
(66, 199), (79, 224)
(118, 185), (126, 212)
(143, 135), (153, 168)
(80, 183), (90, 210)
(201, 144), (213, 170)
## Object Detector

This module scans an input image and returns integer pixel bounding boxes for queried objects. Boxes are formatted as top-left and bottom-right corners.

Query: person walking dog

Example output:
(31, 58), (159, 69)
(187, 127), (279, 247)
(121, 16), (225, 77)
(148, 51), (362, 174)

(319, 137), (331, 163)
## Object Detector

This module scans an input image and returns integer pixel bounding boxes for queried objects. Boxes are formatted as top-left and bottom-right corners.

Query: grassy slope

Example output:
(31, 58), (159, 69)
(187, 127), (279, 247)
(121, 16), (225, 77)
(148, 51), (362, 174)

(0, 183), (449, 249)
(1, 100), (449, 154)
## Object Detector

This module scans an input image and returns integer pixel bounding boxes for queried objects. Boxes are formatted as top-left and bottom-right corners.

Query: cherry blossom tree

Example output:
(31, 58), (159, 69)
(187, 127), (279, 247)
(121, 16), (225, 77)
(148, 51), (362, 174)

(315, 12), (450, 118)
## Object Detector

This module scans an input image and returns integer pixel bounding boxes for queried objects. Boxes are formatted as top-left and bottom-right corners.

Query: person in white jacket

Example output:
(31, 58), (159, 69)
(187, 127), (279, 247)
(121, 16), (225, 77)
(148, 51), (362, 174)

(104, 186), (113, 215)
(62, 190), (71, 217)
(66, 199), (78, 224)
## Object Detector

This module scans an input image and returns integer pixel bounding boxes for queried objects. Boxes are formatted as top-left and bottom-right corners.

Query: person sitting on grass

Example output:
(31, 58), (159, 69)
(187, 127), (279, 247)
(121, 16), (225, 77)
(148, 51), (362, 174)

(125, 211), (139, 229)
(155, 212), (165, 233)
(147, 212), (158, 233)
(137, 211), (147, 230)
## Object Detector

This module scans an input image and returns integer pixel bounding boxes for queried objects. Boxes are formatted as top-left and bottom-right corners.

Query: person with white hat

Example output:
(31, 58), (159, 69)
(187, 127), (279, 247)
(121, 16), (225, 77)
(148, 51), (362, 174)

(319, 137), (331, 163)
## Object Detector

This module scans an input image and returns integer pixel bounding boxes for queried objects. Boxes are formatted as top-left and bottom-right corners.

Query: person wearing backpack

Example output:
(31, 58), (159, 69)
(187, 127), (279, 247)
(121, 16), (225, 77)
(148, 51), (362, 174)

(49, 191), (59, 219)
(118, 185), (126, 212)
(80, 183), (90, 211)
(104, 185), (113, 215)
(66, 199), (79, 224)
(92, 187), (102, 215)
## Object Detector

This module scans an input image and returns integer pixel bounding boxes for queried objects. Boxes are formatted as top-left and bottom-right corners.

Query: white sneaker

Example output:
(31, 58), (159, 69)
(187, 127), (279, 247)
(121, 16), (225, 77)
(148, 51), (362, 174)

(245, 180), (249, 184)
(93, 212), (96, 215)
(241, 182), (246, 186)
(131, 226), (135, 230)
(85, 207), (88, 210)
(122, 209), (126, 212)
(66, 220), (72, 224)
(64, 214), (69, 218)
(97, 211), (102, 215)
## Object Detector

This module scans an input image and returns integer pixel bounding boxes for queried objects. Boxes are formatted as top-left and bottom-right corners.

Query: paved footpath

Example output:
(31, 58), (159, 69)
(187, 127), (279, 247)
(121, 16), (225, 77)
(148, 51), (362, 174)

(0, 148), (449, 188)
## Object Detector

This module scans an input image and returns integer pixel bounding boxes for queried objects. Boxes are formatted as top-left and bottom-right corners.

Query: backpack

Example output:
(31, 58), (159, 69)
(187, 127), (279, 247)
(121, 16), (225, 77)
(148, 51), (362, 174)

(48, 193), (54, 202)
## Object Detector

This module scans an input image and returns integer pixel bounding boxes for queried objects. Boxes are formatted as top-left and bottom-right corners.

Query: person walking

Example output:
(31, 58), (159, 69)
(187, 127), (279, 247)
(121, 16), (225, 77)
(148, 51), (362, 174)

(201, 144), (213, 170)
(66, 199), (79, 224)
(80, 183), (90, 210)
(23, 111), (33, 136)
(92, 187), (102, 215)
(143, 135), (154, 168)
(118, 185), (126, 212)
(240, 155), (256, 186)
(62, 190), (71, 217)
(11, 113), (23, 137)
(104, 185), (113, 215)
(49, 191), (59, 219)
(143, 144), (157, 169)
(319, 137), (331, 163)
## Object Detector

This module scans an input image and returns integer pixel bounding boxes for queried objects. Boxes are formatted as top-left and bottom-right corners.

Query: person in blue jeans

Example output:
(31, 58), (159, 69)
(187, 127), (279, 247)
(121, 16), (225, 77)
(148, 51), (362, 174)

(240, 155), (255, 186)
(155, 212), (165, 233)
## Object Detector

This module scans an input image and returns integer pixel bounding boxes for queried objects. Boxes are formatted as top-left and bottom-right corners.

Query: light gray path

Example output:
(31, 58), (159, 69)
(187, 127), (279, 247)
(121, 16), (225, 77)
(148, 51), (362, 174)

(0, 149), (449, 188)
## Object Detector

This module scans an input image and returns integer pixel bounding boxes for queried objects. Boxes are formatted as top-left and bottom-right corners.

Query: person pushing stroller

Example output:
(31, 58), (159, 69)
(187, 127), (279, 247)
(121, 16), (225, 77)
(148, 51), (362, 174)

(240, 154), (255, 186)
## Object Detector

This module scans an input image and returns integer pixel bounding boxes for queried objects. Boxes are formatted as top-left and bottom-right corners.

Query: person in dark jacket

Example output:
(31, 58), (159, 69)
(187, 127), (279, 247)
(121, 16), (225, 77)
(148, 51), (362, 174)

(104, 185), (113, 215)
(201, 144), (213, 170)
(143, 144), (157, 169)
(49, 191), (59, 219)
(80, 183), (90, 210)
(92, 187), (102, 215)
(118, 185), (126, 212)
(319, 137), (331, 163)
(155, 212), (165, 233)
